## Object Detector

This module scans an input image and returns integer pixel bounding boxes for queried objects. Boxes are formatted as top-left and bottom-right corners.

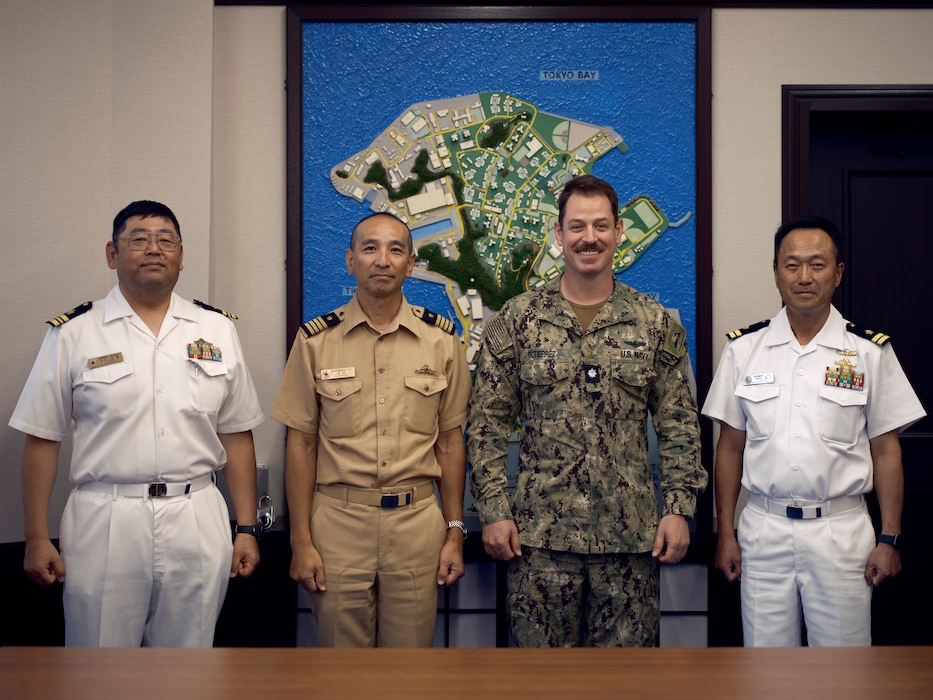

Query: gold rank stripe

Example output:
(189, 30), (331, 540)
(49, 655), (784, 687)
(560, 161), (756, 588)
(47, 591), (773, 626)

(47, 301), (93, 327)
(867, 331), (890, 345)
(301, 312), (341, 337)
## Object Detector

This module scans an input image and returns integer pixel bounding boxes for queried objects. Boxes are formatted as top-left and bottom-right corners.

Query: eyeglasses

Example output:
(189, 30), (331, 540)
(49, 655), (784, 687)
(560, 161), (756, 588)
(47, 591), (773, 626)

(118, 233), (181, 252)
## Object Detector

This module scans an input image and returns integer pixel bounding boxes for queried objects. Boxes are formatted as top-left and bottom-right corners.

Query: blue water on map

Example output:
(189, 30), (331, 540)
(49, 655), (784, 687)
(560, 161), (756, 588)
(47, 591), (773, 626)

(301, 21), (697, 367)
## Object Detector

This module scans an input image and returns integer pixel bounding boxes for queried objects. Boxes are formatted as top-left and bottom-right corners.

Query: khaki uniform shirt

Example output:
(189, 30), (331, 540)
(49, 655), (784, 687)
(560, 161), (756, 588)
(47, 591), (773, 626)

(467, 278), (706, 554)
(271, 295), (470, 487)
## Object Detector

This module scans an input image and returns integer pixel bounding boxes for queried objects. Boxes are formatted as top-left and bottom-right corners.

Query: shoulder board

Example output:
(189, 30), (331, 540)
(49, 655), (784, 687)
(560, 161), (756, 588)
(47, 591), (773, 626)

(300, 311), (342, 338)
(411, 306), (455, 335)
(47, 301), (93, 327)
(846, 322), (891, 346)
(726, 319), (770, 341)
(194, 299), (238, 320)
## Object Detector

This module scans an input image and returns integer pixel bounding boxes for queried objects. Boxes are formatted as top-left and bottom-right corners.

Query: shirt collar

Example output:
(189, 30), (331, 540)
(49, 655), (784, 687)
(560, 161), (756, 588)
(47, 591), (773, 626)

(342, 294), (421, 337)
(102, 285), (188, 323)
(767, 305), (845, 348)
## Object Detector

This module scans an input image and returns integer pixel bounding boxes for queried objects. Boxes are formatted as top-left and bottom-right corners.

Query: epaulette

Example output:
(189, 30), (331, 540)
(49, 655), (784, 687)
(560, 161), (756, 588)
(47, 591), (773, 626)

(726, 319), (770, 341)
(300, 311), (342, 338)
(194, 299), (238, 320)
(412, 306), (455, 335)
(47, 301), (93, 327)
(846, 322), (891, 346)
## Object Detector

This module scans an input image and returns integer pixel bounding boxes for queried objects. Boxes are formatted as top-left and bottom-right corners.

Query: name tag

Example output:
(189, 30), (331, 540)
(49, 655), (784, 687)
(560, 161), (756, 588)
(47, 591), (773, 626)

(744, 373), (774, 386)
(88, 352), (124, 369)
(321, 367), (355, 380)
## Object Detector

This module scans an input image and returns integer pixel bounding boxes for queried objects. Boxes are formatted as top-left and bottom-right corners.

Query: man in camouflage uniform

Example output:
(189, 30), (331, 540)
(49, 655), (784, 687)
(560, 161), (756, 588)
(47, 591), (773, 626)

(467, 175), (706, 647)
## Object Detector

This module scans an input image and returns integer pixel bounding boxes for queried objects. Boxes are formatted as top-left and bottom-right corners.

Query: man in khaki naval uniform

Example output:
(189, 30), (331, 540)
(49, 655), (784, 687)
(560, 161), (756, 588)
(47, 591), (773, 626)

(271, 213), (471, 647)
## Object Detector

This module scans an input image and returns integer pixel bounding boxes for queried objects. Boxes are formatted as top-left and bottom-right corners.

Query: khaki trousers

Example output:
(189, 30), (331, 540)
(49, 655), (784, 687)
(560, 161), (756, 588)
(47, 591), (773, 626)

(309, 489), (447, 647)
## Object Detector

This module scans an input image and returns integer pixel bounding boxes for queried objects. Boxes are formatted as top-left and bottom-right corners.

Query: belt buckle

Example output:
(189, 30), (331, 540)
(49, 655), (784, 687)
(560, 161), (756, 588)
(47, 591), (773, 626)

(380, 492), (412, 508)
(786, 503), (822, 519)
(149, 482), (168, 498)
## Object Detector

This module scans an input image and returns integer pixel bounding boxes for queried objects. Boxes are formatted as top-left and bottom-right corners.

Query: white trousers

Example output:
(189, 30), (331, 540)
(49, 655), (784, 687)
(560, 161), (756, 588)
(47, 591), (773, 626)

(60, 483), (233, 647)
(738, 499), (875, 647)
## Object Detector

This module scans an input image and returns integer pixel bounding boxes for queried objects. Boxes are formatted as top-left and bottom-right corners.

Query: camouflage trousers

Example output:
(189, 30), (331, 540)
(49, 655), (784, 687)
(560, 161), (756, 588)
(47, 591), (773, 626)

(507, 546), (659, 647)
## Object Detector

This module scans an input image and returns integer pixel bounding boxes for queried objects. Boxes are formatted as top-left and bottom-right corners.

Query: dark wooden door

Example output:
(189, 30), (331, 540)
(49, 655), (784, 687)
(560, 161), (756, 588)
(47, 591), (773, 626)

(785, 86), (933, 645)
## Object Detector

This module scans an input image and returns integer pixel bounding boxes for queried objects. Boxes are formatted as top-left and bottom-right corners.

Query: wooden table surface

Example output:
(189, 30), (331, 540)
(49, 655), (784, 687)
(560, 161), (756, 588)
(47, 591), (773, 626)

(2, 645), (932, 699)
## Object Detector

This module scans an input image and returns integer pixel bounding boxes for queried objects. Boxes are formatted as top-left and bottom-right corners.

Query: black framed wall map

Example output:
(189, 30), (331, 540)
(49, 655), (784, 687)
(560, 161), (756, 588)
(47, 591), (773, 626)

(296, 16), (701, 370)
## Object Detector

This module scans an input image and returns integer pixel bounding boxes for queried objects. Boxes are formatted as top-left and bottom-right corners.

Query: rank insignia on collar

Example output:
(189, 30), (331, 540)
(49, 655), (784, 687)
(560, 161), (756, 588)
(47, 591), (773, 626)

(188, 338), (222, 362)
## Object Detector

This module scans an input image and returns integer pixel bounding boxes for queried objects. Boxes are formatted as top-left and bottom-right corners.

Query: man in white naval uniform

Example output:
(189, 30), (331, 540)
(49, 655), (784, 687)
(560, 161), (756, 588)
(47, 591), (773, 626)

(10, 200), (265, 647)
(703, 215), (925, 646)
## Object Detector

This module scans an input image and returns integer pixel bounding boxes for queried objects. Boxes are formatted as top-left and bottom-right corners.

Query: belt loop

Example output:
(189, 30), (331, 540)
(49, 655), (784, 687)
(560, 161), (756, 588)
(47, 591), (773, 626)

(112, 483), (119, 502)
(185, 482), (192, 499)
(342, 487), (349, 508)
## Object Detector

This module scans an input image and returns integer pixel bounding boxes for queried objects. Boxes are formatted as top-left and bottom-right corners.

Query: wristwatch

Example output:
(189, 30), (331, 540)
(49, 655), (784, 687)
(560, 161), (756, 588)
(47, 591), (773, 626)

(447, 519), (468, 540)
(878, 533), (902, 550)
(234, 523), (262, 538)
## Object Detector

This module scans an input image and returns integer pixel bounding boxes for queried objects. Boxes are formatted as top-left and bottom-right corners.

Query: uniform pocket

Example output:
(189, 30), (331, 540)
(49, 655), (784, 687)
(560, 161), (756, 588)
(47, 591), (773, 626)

(818, 386), (868, 446)
(188, 359), (228, 415)
(79, 362), (135, 419)
(519, 360), (571, 418)
(403, 375), (447, 435)
(734, 384), (781, 440)
(315, 379), (363, 438)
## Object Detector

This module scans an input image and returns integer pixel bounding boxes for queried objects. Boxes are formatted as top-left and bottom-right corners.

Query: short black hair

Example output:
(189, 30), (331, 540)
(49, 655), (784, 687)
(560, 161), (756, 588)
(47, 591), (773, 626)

(773, 215), (844, 266)
(349, 212), (413, 252)
(112, 200), (181, 244)
(557, 174), (620, 226)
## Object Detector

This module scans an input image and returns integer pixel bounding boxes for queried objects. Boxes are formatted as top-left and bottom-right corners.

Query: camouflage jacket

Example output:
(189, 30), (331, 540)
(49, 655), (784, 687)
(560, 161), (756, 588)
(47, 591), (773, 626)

(467, 278), (706, 554)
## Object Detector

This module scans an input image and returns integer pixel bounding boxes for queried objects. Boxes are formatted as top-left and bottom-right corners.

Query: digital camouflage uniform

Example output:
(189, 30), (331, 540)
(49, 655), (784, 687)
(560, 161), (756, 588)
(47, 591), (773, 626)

(467, 277), (706, 646)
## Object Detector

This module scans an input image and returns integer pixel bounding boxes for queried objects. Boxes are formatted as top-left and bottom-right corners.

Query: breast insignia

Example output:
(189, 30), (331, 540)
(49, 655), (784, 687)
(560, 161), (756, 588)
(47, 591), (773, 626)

(726, 319), (770, 341)
(301, 312), (342, 338)
(194, 299), (238, 320)
(47, 301), (93, 327)
(846, 322), (891, 346)
(412, 306), (455, 335)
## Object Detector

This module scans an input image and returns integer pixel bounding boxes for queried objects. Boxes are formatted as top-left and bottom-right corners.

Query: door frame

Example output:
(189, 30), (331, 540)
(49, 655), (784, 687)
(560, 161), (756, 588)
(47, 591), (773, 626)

(782, 84), (933, 220)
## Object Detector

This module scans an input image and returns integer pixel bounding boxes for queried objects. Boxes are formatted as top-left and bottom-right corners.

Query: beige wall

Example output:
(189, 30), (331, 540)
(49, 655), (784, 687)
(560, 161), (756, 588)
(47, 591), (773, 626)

(1, 3), (931, 542)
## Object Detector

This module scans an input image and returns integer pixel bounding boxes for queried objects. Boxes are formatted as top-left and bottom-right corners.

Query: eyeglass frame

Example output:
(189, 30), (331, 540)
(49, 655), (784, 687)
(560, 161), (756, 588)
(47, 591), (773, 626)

(115, 232), (182, 252)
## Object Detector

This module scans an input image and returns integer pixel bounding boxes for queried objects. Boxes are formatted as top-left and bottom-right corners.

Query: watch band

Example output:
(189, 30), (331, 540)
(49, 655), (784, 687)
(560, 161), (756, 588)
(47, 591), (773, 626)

(879, 533), (901, 549)
(447, 519), (467, 539)
(235, 523), (261, 538)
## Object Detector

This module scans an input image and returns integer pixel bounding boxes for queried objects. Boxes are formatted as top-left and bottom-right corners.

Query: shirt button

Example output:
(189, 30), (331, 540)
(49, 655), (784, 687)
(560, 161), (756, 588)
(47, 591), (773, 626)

(794, 432), (800, 438)
(795, 400), (802, 407)
(380, 429), (387, 435)
(379, 398), (386, 404)
(792, 464), (800, 471)
(423, 384), (430, 391)
(380, 461), (387, 467)
(335, 390), (342, 397)
(798, 369), (805, 376)
(379, 368), (385, 374)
